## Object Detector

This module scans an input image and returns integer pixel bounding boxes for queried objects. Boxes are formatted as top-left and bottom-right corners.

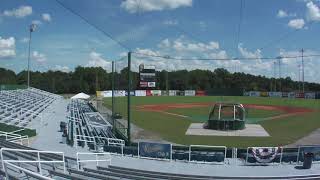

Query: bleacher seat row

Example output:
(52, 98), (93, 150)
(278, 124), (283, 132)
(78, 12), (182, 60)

(0, 87), (62, 127)
(66, 99), (123, 151)
(1, 139), (319, 180)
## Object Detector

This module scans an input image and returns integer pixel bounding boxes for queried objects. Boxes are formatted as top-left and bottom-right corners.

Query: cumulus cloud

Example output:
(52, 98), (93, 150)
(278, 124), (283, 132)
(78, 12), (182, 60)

(306, 1), (320, 21)
(0, 37), (16, 59)
(32, 51), (46, 63)
(277, 9), (296, 18)
(170, 37), (220, 52)
(3, 6), (32, 18)
(42, 13), (51, 22)
(288, 18), (305, 29)
(53, 65), (70, 72)
(238, 44), (262, 59)
(163, 20), (178, 25)
(121, 0), (192, 13)
(87, 51), (112, 70)
(277, 10), (288, 18)
(32, 20), (42, 25)
(20, 37), (29, 43)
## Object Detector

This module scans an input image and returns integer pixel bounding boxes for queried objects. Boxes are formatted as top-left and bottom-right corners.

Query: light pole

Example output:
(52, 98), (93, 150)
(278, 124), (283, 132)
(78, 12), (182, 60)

(27, 24), (37, 88)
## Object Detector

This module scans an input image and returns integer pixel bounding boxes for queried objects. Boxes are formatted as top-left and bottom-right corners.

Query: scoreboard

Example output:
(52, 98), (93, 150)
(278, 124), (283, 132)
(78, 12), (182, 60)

(139, 64), (156, 88)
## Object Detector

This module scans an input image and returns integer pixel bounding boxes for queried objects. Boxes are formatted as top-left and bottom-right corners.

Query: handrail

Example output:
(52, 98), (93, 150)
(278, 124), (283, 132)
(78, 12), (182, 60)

(3, 161), (53, 180)
(0, 148), (66, 175)
(0, 131), (30, 146)
(189, 145), (227, 164)
(76, 152), (111, 170)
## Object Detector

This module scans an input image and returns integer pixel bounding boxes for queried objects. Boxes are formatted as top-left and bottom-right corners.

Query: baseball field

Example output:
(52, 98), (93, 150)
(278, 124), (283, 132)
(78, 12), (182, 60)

(104, 96), (320, 148)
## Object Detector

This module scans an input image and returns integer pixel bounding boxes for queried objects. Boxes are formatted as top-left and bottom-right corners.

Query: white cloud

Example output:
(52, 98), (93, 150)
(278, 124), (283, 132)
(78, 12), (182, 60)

(158, 39), (171, 48)
(171, 37), (220, 52)
(0, 37), (16, 59)
(32, 51), (46, 63)
(53, 65), (70, 72)
(238, 44), (262, 59)
(306, 1), (320, 21)
(288, 18), (305, 29)
(163, 20), (178, 25)
(20, 37), (29, 43)
(42, 13), (51, 22)
(277, 10), (288, 18)
(121, 0), (192, 13)
(3, 6), (32, 18)
(277, 9), (297, 18)
(87, 51), (112, 70)
(32, 20), (42, 25)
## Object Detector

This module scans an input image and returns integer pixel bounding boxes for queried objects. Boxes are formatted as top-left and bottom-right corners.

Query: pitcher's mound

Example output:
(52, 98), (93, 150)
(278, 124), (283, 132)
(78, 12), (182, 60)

(186, 123), (270, 137)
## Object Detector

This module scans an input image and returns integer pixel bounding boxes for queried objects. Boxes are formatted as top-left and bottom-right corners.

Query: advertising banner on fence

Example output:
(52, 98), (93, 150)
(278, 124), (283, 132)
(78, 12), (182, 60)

(184, 90), (196, 96)
(288, 92), (296, 98)
(298, 146), (320, 162)
(282, 92), (288, 98)
(115, 90), (126, 97)
(151, 90), (161, 96)
(249, 91), (260, 97)
(125, 91), (135, 96)
(305, 92), (316, 99)
(268, 92), (282, 97)
(169, 90), (177, 96)
(102, 91), (112, 97)
(196, 90), (206, 96)
(138, 141), (171, 159)
(135, 90), (146, 96)
(260, 92), (268, 97)
(295, 92), (304, 98)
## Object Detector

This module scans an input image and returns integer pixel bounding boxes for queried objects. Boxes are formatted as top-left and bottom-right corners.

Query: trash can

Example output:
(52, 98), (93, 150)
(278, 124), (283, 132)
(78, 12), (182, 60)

(303, 152), (313, 169)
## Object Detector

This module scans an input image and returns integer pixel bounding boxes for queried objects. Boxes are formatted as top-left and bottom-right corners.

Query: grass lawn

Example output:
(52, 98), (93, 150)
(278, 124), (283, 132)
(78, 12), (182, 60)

(104, 96), (320, 148)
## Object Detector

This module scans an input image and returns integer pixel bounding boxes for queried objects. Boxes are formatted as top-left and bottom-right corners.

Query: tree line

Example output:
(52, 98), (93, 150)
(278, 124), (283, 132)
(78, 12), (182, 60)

(0, 67), (319, 95)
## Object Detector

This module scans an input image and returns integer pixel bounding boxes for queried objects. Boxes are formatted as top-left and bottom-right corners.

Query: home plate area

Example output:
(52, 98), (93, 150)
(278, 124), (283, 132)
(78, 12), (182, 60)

(186, 123), (270, 137)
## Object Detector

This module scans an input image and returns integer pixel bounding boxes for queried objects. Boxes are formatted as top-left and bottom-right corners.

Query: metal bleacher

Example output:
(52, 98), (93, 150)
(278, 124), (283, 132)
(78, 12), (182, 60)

(67, 99), (124, 151)
(0, 87), (61, 127)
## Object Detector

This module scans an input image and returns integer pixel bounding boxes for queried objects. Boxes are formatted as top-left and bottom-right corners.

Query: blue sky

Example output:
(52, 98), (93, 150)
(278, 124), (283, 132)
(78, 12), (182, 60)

(1, 0), (320, 82)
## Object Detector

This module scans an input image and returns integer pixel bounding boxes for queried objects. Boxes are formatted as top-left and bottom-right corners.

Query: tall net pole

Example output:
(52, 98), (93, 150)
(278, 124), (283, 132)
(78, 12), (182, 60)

(127, 52), (131, 145)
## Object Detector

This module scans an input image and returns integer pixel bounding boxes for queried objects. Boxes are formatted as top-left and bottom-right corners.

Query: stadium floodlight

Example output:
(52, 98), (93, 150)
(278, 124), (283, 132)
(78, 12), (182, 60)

(27, 23), (37, 88)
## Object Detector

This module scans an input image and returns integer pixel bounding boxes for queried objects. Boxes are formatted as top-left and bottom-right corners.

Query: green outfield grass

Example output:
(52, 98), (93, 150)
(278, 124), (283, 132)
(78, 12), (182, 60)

(104, 96), (320, 147)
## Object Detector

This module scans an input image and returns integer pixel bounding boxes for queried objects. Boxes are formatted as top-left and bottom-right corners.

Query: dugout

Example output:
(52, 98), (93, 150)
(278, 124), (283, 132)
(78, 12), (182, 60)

(204, 103), (245, 130)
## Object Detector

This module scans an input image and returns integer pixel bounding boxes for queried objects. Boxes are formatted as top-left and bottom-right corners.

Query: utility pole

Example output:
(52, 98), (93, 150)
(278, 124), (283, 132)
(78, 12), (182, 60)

(27, 24), (36, 88)
(298, 65), (301, 92)
(278, 57), (281, 92)
(301, 48), (305, 93)
(273, 61), (277, 91)
(166, 70), (169, 95)
(127, 52), (131, 145)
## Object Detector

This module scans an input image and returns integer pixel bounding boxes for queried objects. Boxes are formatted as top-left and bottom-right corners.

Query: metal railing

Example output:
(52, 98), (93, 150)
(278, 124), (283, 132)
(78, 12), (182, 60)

(0, 130), (30, 146)
(0, 148), (66, 175)
(189, 145), (227, 164)
(76, 152), (111, 170)
(3, 161), (53, 180)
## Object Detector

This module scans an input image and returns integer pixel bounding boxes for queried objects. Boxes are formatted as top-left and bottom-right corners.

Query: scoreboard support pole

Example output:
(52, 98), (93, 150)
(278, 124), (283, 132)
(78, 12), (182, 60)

(127, 52), (131, 145)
